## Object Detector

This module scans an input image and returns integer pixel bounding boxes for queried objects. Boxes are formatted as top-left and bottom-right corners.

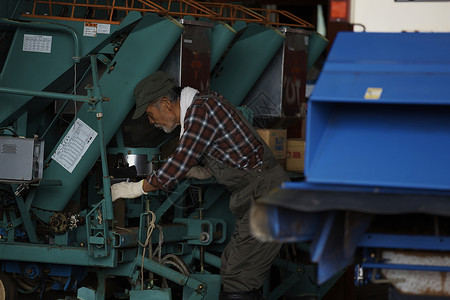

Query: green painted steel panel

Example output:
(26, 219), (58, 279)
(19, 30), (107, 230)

(210, 23), (285, 106)
(32, 14), (184, 212)
(0, 14), (140, 126)
(210, 22), (236, 71)
(183, 274), (221, 300)
(129, 289), (172, 300)
(0, 242), (116, 267)
(307, 31), (328, 71)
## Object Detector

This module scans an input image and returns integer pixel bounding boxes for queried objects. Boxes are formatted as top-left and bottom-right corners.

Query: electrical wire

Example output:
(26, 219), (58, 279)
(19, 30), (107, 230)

(0, 127), (19, 137)
(351, 23), (366, 32)
(73, 62), (78, 115)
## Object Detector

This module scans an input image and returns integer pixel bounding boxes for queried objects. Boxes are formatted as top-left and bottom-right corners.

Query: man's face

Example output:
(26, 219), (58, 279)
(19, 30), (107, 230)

(145, 98), (178, 133)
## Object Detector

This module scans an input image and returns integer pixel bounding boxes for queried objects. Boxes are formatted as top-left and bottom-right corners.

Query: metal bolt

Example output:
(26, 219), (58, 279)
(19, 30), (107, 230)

(109, 65), (115, 71)
(199, 232), (210, 243)
(198, 284), (204, 290)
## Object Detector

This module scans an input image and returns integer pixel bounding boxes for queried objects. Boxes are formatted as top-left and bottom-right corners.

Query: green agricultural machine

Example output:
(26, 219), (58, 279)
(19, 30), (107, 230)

(0, 1), (329, 299)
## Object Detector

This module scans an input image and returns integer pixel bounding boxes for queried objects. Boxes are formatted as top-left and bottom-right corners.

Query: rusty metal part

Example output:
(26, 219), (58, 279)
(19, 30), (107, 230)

(22, 0), (313, 29)
(22, 0), (218, 24)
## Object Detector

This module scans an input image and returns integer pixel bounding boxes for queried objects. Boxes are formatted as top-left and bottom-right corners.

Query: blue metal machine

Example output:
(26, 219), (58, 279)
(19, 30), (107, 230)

(252, 32), (450, 298)
(0, 1), (332, 299)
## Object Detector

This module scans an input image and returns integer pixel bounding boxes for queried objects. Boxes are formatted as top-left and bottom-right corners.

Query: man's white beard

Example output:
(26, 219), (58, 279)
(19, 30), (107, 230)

(155, 124), (175, 133)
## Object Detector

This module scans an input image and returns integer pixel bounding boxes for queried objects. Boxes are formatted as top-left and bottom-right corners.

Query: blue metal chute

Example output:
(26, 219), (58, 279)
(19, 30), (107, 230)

(306, 32), (450, 190)
(250, 32), (450, 286)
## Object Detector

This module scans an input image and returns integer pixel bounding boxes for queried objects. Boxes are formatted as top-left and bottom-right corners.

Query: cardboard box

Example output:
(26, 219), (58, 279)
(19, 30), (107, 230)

(286, 139), (305, 172)
(256, 129), (287, 160)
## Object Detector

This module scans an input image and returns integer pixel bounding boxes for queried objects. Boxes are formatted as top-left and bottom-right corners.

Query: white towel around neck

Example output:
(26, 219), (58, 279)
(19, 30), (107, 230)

(179, 87), (199, 139)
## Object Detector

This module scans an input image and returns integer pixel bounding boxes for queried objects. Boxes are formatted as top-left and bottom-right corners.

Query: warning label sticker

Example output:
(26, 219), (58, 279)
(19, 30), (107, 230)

(83, 22), (98, 37)
(84, 22), (111, 37)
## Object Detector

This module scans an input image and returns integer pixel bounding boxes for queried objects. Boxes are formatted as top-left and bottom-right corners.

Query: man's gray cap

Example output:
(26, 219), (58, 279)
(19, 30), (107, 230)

(132, 71), (175, 119)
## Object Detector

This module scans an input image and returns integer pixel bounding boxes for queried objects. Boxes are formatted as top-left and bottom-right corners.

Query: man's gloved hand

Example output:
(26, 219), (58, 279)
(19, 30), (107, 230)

(186, 166), (213, 180)
(111, 179), (148, 202)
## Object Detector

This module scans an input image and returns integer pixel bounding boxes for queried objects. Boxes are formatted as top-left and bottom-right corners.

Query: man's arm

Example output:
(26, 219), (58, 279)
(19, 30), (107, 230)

(146, 104), (216, 190)
(111, 103), (216, 200)
(142, 179), (158, 193)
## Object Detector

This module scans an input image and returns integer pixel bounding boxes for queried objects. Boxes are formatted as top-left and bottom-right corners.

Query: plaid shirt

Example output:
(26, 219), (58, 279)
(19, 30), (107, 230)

(147, 92), (263, 190)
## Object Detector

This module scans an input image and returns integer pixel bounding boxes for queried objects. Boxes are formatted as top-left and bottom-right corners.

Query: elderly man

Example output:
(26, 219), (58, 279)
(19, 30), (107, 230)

(111, 71), (289, 300)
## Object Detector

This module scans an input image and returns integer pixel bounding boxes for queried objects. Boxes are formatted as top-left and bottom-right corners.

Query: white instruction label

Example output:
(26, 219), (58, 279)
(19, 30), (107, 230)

(83, 22), (98, 37)
(23, 34), (52, 53)
(52, 118), (98, 173)
(97, 23), (111, 34)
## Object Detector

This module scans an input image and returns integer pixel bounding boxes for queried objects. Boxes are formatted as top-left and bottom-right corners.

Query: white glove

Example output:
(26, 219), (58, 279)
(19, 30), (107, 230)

(111, 179), (148, 202)
(186, 166), (213, 180)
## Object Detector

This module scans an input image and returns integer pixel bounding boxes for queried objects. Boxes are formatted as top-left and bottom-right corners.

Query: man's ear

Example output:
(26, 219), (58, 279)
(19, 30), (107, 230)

(160, 97), (172, 111)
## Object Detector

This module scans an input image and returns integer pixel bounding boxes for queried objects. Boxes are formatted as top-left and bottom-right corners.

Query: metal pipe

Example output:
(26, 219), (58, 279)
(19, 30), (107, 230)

(90, 55), (113, 221)
(0, 86), (98, 103)
(41, 65), (93, 140)
(0, 18), (81, 62)
(363, 262), (450, 272)
(197, 189), (205, 273)
(9, 0), (24, 19)
(137, 256), (206, 294)
(192, 248), (221, 269)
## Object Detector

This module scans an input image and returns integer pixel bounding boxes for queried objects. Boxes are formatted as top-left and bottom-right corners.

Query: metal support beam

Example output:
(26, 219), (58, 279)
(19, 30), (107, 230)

(137, 256), (207, 299)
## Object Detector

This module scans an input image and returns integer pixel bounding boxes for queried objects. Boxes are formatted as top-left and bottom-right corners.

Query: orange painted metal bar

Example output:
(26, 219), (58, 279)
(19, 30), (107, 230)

(48, 0), (52, 16)
(23, 14), (121, 24)
(108, 0), (115, 21)
(199, 2), (313, 28)
(22, 0), (312, 29)
(143, 0), (218, 18)
(198, 2), (264, 25)
(22, 0), (219, 24)
(23, 0), (166, 23)
(135, 0), (167, 12)
(249, 8), (315, 29)
(181, 0), (219, 17)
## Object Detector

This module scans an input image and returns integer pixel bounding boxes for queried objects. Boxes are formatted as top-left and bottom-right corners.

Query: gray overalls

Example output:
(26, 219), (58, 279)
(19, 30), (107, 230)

(197, 95), (290, 292)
